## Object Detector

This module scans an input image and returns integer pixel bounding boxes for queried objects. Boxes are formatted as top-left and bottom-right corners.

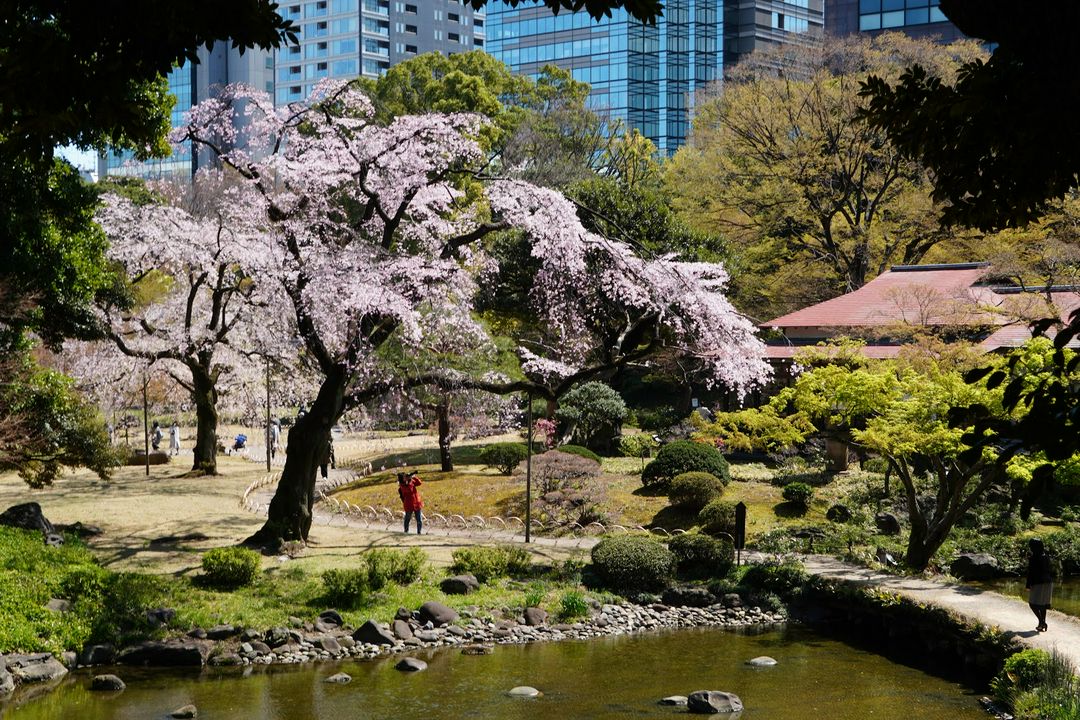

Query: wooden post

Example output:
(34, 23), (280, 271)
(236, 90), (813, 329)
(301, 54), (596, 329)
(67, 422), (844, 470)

(734, 501), (747, 567)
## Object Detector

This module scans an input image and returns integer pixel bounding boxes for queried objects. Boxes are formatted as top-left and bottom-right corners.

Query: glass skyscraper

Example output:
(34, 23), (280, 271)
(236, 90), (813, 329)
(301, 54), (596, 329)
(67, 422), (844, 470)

(488, 0), (821, 155)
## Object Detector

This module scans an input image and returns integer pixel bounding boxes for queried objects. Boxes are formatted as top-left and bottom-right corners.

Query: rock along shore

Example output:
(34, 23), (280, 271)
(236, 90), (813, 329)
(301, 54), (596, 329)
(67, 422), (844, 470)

(85, 596), (784, 674)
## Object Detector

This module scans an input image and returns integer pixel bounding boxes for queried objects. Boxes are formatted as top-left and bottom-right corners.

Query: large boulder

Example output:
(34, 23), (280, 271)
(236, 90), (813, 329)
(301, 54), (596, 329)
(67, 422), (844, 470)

(523, 607), (548, 627)
(0, 502), (55, 535)
(826, 504), (852, 523)
(117, 641), (210, 667)
(5, 653), (68, 684)
(662, 586), (717, 608)
(440, 575), (480, 595)
(352, 620), (395, 646)
(417, 601), (459, 627)
(79, 644), (116, 666)
(392, 619), (415, 640)
(950, 553), (1002, 580)
(687, 690), (743, 714)
(874, 512), (901, 535)
(0, 665), (13, 695)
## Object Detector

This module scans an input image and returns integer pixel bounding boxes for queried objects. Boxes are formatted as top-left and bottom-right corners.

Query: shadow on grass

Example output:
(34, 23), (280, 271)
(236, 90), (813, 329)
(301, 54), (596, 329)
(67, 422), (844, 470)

(773, 501), (809, 518)
(632, 484), (668, 498)
(358, 441), (491, 470)
(648, 505), (698, 530)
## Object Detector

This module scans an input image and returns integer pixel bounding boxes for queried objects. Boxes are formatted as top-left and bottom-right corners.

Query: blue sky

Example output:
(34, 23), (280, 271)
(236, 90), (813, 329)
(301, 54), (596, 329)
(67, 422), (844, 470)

(57, 145), (97, 172)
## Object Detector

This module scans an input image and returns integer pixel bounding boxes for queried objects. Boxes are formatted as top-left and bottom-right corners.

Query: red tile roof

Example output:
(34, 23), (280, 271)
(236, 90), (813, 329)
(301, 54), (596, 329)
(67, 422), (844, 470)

(761, 263), (1080, 355)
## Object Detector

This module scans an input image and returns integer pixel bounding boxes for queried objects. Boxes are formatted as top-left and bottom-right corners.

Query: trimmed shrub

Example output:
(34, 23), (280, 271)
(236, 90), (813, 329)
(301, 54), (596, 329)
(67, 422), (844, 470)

(642, 440), (729, 490)
(520, 450), (607, 526)
(450, 545), (531, 583)
(365, 548), (425, 590)
(782, 481), (814, 509)
(991, 648), (1052, 703)
(698, 499), (737, 537)
(200, 547), (260, 590)
(557, 444), (603, 463)
(590, 534), (674, 594)
(480, 442), (529, 475)
(669, 471), (724, 510)
(739, 559), (807, 595)
(556, 382), (628, 452)
(321, 568), (369, 609)
(669, 532), (734, 580)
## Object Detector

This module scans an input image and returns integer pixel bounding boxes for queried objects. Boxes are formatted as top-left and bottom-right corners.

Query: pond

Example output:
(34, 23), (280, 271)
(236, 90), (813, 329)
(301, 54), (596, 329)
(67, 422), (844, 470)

(974, 576), (1080, 619)
(3, 625), (987, 720)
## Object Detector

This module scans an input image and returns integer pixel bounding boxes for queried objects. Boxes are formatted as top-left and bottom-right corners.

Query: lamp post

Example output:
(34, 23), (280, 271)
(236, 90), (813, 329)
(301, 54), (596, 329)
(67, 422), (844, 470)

(142, 370), (150, 477)
(264, 355), (271, 472)
(525, 392), (532, 544)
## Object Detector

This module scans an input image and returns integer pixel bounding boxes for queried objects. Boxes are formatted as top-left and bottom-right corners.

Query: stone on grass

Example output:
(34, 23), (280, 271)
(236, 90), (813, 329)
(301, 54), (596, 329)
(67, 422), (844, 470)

(662, 586), (717, 608)
(205, 624), (238, 640)
(440, 574), (480, 595)
(318, 610), (344, 627)
(508, 686), (542, 697)
(395, 657), (427, 672)
(45, 598), (72, 613)
(0, 502), (55, 535)
(316, 636), (341, 653)
(118, 641), (209, 667)
(875, 512), (901, 535)
(747, 656), (777, 667)
(90, 674), (126, 691)
(687, 691), (743, 714)
(417, 601), (458, 627)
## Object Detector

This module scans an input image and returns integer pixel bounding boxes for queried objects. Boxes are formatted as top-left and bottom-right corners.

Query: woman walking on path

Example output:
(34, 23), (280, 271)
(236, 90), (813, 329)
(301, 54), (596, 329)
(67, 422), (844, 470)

(169, 421), (181, 456)
(398, 471), (423, 534)
(1026, 538), (1054, 632)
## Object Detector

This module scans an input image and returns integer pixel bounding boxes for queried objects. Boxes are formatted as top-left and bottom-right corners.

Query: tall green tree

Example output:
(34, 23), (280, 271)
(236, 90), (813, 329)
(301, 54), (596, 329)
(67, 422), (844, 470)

(665, 34), (985, 321)
(860, 0), (1080, 230)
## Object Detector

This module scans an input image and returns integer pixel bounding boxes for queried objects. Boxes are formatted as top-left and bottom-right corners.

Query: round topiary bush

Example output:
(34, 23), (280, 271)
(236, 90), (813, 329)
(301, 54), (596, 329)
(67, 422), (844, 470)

(668, 471), (724, 510)
(201, 546), (261, 589)
(669, 532), (734, 580)
(782, 481), (814, 510)
(698, 499), (738, 537)
(556, 444), (603, 463)
(480, 442), (530, 475)
(641, 440), (729, 490)
(590, 534), (675, 594)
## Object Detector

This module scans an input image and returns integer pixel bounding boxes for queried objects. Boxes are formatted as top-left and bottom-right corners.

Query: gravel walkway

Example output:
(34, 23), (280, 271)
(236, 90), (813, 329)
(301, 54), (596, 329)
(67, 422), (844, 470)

(798, 554), (1080, 670)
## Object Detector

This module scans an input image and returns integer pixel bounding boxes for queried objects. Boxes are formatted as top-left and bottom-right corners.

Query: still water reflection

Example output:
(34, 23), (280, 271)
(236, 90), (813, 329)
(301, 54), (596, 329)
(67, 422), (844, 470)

(974, 576), (1080, 619)
(3, 625), (986, 720)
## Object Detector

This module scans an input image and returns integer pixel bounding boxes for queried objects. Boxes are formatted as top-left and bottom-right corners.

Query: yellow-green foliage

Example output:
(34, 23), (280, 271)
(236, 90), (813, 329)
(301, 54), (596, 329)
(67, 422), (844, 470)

(693, 405), (814, 453)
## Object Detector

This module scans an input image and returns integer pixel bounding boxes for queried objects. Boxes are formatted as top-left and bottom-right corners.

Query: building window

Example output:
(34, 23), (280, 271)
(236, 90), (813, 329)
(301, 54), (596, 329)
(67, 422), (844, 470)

(473, 37), (483, 46)
(405, 3), (416, 11)
(474, 18), (483, 27)
(448, 12), (459, 22)
(406, 44), (417, 53)
(405, 24), (417, 33)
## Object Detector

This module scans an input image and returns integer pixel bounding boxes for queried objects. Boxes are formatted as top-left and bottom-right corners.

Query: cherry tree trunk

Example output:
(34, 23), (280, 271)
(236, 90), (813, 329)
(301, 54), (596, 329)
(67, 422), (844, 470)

(245, 368), (346, 547)
(190, 365), (219, 475)
(904, 520), (952, 572)
(436, 402), (453, 472)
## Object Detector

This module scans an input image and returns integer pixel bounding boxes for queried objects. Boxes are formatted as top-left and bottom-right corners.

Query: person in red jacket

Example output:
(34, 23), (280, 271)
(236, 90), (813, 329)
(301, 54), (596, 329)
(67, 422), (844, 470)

(398, 471), (423, 534)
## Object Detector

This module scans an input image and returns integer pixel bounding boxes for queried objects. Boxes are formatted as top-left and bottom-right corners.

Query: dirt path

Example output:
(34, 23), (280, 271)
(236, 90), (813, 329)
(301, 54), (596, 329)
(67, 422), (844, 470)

(799, 554), (1080, 671)
(0, 433), (586, 578)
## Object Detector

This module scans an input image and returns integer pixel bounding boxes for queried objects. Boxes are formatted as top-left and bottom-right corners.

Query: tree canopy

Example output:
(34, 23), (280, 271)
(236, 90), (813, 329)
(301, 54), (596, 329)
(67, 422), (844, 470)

(665, 34), (985, 321)
(860, 0), (1080, 230)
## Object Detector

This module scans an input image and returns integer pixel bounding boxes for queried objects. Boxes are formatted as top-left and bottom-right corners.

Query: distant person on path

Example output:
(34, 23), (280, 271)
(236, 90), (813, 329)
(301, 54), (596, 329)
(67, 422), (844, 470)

(398, 471), (423, 534)
(270, 420), (281, 459)
(1026, 538), (1054, 632)
(151, 421), (163, 451)
(320, 436), (335, 479)
(169, 421), (180, 456)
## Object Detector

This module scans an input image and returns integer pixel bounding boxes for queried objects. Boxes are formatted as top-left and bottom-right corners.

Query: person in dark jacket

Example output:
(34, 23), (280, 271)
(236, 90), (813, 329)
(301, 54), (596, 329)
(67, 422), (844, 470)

(398, 471), (423, 534)
(1025, 538), (1054, 632)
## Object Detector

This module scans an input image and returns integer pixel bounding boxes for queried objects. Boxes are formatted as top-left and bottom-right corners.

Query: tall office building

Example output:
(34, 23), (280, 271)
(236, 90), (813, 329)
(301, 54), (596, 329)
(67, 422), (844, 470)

(486, 0), (822, 155)
(100, 0), (486, 180)
(98, 44), (275, 181)
(824, 0), (964, 41)
(273, 0), (485, 105)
